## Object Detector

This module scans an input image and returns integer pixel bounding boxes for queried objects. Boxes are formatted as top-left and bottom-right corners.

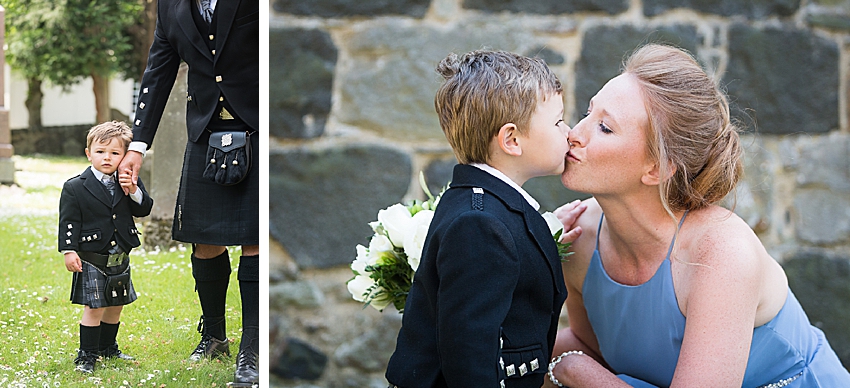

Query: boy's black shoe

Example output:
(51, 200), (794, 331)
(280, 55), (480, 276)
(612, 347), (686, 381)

(227, 349), (258, 387)
(99, 343), (135, 361)
(188, 334), (230, 362)
(74, 350), (98, 373)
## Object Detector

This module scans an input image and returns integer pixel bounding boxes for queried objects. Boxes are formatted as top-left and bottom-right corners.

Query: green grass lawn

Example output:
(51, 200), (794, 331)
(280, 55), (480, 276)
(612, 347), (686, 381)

(1, 155), (243, 387)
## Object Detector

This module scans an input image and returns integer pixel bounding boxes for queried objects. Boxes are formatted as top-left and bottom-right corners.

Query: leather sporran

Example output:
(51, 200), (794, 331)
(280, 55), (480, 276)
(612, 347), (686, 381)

(203, 131), (252, 186)
(104, 269), (131, 305)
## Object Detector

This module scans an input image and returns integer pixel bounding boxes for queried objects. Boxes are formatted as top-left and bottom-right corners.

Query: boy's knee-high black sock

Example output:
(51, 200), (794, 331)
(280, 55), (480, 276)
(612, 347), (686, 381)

(99, 321), (120, 351)
(79, 324), (101, 354)
(238, 255), (259, 353)
(192, 250), (231, 341)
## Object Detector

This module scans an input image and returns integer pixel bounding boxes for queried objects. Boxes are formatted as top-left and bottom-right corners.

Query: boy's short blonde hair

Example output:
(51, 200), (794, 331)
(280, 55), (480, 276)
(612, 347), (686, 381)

(86, 121), (133, 150)
(435, 50), (563, 164)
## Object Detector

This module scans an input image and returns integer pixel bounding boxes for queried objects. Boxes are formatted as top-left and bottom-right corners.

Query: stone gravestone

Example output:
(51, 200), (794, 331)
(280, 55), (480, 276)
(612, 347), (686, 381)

(0, 6), (14, 185)
(141, 63), (189, 248)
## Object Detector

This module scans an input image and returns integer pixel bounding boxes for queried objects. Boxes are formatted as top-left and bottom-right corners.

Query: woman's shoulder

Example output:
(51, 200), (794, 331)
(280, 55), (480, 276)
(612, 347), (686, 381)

(679, 205), (763, 268)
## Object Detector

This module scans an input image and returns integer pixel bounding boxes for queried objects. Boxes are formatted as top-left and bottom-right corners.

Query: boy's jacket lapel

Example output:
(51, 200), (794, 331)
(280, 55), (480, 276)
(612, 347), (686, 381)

(81, 167), (113, 208)
(450, 165), (566, 297)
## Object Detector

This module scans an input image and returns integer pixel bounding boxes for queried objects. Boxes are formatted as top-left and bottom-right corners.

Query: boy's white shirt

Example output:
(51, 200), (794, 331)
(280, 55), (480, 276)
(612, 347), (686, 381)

(469, 163), (540, 211)
(90, 167), (144, 205)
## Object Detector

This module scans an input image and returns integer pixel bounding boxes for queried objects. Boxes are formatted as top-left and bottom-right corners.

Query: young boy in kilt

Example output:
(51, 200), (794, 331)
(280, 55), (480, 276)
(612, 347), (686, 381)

(58, 121), (154, 373)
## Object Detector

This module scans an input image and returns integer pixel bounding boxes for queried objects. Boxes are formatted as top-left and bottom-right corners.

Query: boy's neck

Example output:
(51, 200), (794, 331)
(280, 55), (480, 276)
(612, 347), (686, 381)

(468, 163), (539, 210)
(485, 157), (528, 186)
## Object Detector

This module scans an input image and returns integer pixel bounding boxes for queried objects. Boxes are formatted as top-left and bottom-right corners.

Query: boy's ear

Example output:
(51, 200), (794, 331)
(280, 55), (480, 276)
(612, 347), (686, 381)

(84, 148), (92, 161)
(497, 123), (522, 157)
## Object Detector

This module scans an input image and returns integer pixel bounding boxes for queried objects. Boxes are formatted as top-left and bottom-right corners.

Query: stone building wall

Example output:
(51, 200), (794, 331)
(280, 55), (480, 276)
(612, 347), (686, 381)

(268, 0), (850, 386)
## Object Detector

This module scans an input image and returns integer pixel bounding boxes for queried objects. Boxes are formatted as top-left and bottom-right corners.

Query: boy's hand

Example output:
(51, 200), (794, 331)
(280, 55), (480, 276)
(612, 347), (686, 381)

(118, 171), (137, 195)
(554, 199), (587, 244)
(118, 151), (143, 195)
(64, 252), (83, 272)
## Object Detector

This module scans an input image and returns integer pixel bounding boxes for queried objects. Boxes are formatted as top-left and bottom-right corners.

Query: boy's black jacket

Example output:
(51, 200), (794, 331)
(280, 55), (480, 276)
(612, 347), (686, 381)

(387, 164), (567, 388)
(59, 166), (153, 254)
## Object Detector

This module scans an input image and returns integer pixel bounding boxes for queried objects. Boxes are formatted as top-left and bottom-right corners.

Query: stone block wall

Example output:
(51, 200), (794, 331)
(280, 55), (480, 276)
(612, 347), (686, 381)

(11, 124), (93, 156)
(269, 0), (850, 386)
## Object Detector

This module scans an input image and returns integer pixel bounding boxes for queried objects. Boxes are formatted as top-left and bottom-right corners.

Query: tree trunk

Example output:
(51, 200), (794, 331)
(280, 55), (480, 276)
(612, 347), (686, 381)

(127, 0), (158, 81)
(92, 73), (110, 124)
(24, 77), (43, 131)
(141, 0), (157, 80)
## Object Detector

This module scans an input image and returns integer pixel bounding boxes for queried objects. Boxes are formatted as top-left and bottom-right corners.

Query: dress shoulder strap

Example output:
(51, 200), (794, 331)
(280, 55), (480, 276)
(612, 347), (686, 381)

(595, 213), (604, 250)
(664, 210), (690, 261)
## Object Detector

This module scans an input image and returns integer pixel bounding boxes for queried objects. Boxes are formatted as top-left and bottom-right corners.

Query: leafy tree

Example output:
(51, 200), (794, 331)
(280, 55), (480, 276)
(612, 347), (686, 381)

(5, 0), (144, 129)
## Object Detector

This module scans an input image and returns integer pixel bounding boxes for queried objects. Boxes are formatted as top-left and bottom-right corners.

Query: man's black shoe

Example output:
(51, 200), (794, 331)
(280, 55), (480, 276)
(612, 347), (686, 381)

(228, 348), (258, 387)
(74, 349), (98, 373)
(188, 334), (230, 362)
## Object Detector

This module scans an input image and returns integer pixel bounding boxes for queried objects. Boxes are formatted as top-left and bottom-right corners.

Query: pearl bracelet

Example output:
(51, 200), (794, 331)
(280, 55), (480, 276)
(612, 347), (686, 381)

(548, 350), (584, 387)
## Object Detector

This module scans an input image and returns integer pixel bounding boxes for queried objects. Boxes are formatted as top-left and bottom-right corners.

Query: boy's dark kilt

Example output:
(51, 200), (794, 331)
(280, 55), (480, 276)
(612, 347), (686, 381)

(70, 257), (137, 309)
(172, 122), (259, 246)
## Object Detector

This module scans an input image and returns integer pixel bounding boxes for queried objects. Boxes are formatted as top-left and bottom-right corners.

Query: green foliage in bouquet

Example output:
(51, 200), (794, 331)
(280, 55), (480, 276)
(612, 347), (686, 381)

(363, 249), (415, 312)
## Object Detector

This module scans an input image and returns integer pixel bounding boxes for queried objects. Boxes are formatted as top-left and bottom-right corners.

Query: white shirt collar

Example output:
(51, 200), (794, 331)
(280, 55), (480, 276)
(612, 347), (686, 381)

(90, 167), (114, 182)
(469, 163), (540, 210)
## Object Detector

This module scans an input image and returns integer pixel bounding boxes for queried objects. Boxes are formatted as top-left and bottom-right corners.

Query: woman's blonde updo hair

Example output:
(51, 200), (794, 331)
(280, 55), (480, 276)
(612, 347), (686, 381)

(623, 44), (742, 213)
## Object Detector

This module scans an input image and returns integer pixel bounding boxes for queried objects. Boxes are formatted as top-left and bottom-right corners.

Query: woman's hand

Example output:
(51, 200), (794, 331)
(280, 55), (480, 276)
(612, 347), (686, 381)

(547, 350), (633, 388)
(64, 252), (82, 272)
(554, 199), (587, 244)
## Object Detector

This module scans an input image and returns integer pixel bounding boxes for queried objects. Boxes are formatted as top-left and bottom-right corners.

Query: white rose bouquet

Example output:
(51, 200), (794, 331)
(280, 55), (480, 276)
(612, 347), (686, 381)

(347, 173), (443, 313)
(347, 173), (573, 313)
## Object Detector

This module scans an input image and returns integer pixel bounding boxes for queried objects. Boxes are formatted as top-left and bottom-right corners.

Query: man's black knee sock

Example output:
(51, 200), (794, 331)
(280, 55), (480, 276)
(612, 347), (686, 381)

(238, 255), (259, 353)
(192, 250), (231, 341)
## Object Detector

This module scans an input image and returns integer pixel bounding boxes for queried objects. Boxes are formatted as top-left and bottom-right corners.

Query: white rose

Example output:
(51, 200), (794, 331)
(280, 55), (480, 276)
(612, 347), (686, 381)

(541, 211), (564, 236)
(378, 203), (414, 248)
(347, 275), (376, 303)
(369, 220), (383, 234)
(403, 210), (434, 271)
(368, 234), (393, 263)
(351, 244), (370, 275)
(369, 293), (392, 311)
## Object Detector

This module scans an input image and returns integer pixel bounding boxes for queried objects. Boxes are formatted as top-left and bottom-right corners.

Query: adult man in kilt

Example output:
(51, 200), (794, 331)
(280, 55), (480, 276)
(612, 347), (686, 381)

(118, 0), (259, 386)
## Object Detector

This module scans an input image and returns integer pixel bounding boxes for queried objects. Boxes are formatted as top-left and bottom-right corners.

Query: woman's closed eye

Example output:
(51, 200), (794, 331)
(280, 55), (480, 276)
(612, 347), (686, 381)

(584, 109), (612, 134)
